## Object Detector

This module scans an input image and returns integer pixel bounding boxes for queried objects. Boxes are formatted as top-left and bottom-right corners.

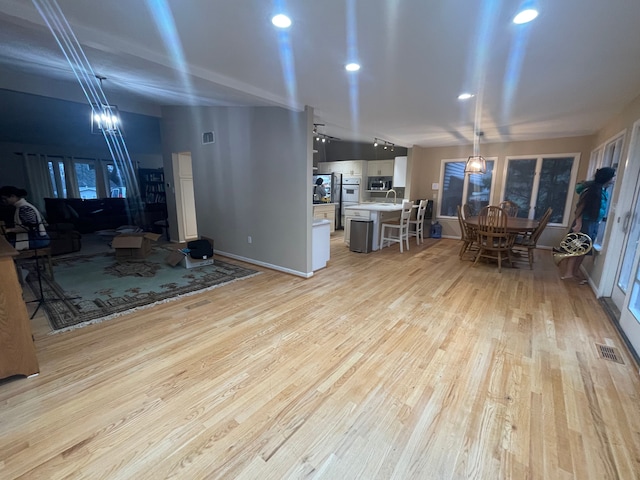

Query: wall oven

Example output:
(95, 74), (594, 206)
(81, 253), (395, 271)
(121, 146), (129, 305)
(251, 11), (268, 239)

(341, 177), (361, 217)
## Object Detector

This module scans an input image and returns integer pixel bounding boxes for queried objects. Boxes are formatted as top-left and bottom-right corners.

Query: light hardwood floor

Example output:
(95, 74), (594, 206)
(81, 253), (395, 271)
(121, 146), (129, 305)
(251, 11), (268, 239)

(1, 236), (639, 479)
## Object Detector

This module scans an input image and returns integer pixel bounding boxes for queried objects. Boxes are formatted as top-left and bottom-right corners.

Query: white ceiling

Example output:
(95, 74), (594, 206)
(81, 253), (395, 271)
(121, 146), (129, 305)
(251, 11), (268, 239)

(0, 0), (639, 148)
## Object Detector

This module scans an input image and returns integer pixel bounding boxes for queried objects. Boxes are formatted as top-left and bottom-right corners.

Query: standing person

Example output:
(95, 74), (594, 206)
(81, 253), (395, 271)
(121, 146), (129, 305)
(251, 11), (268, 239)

(0, 186), (50, 250)
(314, 177), (327, 202)
(559, 167), (616, 282)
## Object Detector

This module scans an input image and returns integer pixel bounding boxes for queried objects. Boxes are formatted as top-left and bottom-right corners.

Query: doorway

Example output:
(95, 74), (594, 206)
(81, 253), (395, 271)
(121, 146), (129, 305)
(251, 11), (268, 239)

(603, 120), (640, 356)
(172, 152), (198, 242)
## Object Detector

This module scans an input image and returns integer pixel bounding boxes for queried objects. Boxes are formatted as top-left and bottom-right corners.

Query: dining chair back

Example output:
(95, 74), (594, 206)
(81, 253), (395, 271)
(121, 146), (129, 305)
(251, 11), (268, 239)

(498, 200), (519, 217)
(513, 207), (553, 269)
(381, 201), (413, 253)
(408, 200), (427, 245)
(462, 203), (473, 219)
(473, 205), (515, 272)
(457, 205), (477, 259)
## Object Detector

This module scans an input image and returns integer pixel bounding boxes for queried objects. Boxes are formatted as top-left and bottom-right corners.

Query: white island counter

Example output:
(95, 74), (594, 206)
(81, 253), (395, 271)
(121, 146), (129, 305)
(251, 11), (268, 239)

(344, 202), (405, 251)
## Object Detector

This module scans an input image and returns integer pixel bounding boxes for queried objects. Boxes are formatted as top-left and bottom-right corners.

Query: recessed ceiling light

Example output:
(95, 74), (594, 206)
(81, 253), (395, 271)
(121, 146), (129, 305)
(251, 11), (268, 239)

(271, 14), (292, 28)
(345, 63), (361, 72)
(513, 8), (539, 24)
(458, 93), (474, 100)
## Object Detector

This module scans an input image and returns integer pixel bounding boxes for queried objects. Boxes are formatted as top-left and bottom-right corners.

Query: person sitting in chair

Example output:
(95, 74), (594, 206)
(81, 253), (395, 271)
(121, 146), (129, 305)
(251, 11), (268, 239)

(0, 185), (50, 250)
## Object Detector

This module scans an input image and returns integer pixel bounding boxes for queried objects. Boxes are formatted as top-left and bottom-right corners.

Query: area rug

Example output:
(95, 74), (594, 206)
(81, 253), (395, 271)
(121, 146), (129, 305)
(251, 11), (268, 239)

(25, 247), (260, 332)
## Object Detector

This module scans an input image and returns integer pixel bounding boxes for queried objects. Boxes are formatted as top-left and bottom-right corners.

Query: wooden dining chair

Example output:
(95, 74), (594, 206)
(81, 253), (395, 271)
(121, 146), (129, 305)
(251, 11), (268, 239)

(513, 207), (553, 269)
(498, 200), (519, 217)
(473, 205), (515, 272)
(381, 201), (413, 252)
(462, 203), (474, 219)
(408, 199), (427, 245)
(457, 205), (477, 259)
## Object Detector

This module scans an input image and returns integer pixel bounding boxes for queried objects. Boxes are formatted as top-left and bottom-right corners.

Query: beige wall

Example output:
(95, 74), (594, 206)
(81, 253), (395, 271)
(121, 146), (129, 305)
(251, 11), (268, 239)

(409, 135), (595, 247)
(408, 91), (640, 293)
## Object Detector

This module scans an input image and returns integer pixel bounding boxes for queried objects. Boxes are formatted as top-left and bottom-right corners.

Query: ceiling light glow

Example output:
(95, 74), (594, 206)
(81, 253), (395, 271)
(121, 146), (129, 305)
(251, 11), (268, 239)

(271, 14), (292, 28)
(458, 93), (474, 100)
(345, 63), (361, 72)
(513, 8), (539, 24)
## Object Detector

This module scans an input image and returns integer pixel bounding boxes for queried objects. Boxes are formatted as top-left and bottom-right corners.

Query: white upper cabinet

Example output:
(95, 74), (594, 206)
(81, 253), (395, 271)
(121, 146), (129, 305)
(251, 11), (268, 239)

(317, 162), (333, 174)
(342, 160), (364, 176)
(318, 161), (364, 176)
(367, 159), (394, 177)
(393, 156), (408, 188)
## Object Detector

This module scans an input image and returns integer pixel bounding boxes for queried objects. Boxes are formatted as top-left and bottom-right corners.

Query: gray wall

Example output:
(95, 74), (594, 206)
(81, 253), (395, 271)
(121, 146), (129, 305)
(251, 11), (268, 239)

(160, 105), (314, 275)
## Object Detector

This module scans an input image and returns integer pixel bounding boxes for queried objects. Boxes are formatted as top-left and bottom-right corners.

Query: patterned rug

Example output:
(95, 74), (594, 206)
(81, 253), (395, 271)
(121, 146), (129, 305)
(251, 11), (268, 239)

(25, 247), (260, 332)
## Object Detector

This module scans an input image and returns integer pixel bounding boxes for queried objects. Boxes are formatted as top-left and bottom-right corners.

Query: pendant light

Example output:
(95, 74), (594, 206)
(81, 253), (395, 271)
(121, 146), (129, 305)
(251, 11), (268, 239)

(464, 131), (487, 174)
(91, 75), (122, 135)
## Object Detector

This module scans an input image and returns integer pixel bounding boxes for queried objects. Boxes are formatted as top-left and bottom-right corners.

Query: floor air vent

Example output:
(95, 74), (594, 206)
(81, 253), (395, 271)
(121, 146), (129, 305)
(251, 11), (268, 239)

(595, 343), (624, 364)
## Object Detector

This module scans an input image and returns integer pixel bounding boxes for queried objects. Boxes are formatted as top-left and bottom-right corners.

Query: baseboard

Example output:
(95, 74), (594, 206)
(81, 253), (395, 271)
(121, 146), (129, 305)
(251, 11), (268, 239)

(215, 250), (313, 278)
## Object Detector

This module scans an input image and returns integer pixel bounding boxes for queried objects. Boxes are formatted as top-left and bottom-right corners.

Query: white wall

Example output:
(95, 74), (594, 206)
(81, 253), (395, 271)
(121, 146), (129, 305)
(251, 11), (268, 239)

(160, 105), (314, 276)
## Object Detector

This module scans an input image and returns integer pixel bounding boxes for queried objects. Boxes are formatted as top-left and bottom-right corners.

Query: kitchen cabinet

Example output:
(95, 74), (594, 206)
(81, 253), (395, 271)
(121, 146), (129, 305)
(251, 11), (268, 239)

(0, 236), (39, 380)
(393, 156), (408, 188)
(318, 161), (364, 176)
(344, 204), (403, 251)
(312, 219), (331, 271)
(343, 208), (371, 247)
(317, 162), (333, 174)
(313, 203), (336, 233)
(367, 159), (394, 177)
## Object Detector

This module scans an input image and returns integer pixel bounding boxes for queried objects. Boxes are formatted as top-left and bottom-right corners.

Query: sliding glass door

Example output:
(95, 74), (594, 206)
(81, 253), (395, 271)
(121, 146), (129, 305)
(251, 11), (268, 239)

(609, 121), (640, 355)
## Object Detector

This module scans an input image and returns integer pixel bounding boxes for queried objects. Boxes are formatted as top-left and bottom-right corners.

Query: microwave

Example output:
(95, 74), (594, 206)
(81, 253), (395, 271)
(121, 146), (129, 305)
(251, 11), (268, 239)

(368, 178), (392, 190)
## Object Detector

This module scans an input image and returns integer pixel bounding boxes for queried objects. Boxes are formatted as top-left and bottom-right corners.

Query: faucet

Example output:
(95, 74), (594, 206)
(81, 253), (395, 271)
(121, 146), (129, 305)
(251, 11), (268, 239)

(385, 189), (397, 204)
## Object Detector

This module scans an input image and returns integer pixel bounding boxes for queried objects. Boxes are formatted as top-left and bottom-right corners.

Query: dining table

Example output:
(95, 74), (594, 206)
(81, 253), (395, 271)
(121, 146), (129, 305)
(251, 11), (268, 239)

(464, 216), (539, 234)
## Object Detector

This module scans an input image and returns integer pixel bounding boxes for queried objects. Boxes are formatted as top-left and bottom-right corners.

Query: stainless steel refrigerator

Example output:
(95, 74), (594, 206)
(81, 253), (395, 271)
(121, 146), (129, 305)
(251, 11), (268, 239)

(313, 173), (343, 229)
(312, 173), (341, 204)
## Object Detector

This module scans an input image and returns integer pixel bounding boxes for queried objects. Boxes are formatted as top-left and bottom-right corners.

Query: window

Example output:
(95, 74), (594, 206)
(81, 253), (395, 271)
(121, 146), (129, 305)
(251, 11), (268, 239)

(503, 154), (579, 224)
(46, 156), (68, 198)
(74, 160), (98, 199)
(105, 162), (127, 198)
(590, 132), (624, 249)
(439, 158), (495, 217)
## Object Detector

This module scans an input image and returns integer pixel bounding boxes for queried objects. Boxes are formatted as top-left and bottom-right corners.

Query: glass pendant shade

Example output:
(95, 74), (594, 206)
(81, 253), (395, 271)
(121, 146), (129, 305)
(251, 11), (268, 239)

(464, 155), (487, 174)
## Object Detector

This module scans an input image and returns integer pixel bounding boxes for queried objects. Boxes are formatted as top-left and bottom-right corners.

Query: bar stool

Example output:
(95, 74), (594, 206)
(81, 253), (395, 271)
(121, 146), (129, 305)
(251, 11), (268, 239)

(408, 200), (427, 245)
(381, 201), (413, 253)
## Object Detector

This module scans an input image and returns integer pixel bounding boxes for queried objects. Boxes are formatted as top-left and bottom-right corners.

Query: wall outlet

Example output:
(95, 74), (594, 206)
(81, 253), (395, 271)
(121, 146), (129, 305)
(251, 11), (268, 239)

(247, 236), (252, 244)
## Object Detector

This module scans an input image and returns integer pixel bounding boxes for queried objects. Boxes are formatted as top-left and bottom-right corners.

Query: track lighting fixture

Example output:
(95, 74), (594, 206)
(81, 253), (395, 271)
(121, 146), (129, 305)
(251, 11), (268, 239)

(314, 133), (340, 144)
(373, 137), (395, 152)
(313, 124), (340, 144)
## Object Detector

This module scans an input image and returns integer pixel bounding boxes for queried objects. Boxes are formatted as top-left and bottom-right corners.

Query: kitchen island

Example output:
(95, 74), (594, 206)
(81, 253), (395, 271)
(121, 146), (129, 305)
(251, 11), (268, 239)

(344, 202), (405, 251)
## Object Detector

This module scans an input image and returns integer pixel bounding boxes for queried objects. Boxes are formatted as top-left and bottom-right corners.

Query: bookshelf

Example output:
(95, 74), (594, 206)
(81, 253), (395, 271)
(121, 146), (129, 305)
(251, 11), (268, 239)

(138, 168), (167, 231)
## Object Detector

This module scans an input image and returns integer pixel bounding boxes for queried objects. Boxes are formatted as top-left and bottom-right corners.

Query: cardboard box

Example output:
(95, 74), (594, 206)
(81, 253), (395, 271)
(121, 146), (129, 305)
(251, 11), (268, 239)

(112, 232), (161, 260)
(164, 236), (215, 269)
(182, 255), (214, 269)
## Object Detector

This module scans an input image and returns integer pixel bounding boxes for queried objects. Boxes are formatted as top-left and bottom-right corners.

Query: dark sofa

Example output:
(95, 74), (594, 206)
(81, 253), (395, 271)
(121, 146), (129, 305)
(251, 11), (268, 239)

(45, 198), (134, 234)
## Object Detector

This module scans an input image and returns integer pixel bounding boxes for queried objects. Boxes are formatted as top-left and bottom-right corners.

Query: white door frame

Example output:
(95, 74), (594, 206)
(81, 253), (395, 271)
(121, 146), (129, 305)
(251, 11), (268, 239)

(599, 120), (640, 302)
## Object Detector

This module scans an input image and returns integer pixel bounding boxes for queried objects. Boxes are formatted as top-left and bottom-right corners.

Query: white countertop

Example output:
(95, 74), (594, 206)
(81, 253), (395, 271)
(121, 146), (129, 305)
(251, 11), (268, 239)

(344, 202), (405, 212)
